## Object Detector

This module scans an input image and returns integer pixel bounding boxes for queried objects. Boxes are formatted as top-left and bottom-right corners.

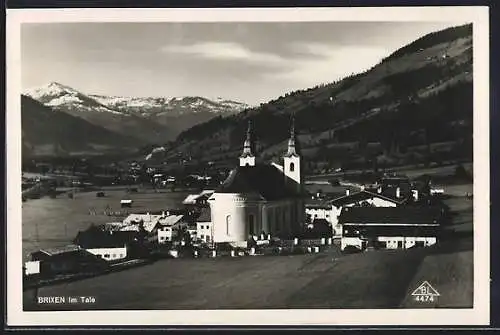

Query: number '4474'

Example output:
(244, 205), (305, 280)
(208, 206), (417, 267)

(415, 295), (435, 302)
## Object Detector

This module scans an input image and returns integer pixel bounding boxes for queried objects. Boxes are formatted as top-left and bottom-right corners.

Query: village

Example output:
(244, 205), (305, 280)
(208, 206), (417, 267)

(22, 119), (467, 294)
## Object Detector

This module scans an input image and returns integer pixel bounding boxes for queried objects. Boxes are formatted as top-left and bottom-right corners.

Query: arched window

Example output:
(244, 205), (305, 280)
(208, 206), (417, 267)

(289, 162), (295, 172)
(248, 214), (255, 235)
(246, 163), (250, 166)
(226, 215), (231, 235)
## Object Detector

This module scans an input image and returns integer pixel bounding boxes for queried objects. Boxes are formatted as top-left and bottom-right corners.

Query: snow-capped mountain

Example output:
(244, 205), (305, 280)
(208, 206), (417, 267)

(24, 82), (126, 115)
(90, 94), (249, 117)
(24, 82), (249, 143)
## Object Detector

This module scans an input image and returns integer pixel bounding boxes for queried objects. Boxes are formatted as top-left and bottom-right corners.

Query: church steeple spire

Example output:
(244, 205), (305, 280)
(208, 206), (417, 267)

(242, 120), (253, 156)
(283, 115), (301, 187)
(240, 120), (256, 167)
(285, 115), (298, 157)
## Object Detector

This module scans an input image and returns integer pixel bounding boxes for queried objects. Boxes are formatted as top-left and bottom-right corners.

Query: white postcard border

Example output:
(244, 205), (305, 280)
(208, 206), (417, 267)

(6, 6), (490, 326)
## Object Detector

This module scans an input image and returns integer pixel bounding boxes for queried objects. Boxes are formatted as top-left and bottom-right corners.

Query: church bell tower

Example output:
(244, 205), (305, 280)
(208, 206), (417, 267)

(283, 116), (301, 187)
(239, 120), (256, 167)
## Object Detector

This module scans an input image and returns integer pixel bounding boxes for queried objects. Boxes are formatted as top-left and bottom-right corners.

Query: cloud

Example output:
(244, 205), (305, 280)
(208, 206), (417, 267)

(264, 44), (391, 85)
(161, 42), (284, 64)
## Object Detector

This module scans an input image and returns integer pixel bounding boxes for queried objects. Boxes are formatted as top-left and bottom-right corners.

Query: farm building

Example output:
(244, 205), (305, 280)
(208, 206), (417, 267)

(305, 189), (409, 237)
(338, 206), (444, 252)
(28, 245), (108, 277)
(73, 226), (142, 261)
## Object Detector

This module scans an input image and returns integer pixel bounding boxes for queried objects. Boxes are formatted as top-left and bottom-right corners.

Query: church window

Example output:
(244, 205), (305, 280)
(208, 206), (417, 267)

(249, 214), (255, 235)
(226, 215), (231, 235)
(290, 162), (295, 172)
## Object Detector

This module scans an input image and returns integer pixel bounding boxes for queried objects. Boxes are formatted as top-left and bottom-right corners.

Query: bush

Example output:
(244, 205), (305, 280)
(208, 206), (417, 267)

(328, 178), (340, 186)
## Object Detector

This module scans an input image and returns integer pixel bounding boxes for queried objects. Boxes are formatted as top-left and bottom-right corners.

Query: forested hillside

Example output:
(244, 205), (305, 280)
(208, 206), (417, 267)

(165, 24), (473, 174)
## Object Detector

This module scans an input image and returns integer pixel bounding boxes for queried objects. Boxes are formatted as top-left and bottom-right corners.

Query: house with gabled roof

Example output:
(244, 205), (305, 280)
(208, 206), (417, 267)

(330, 189), (408, 208)
(29, 244), (109, 276)
(208, 118), (305, 246)
(338, 206), (444, 251)
(305, 189), (409, 237)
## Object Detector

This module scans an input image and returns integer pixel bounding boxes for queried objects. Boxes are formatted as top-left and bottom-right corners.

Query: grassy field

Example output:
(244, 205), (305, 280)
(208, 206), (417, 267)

(22, 186), (190, 260)
(24, 240), (472, 310)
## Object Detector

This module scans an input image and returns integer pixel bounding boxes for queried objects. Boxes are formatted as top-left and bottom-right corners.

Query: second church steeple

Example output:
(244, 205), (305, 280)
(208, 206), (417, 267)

(239, 120), (256, 167)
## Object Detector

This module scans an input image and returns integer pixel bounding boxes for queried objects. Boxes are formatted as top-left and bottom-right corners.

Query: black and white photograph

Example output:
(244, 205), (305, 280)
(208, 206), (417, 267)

(6, 7), (490, 326)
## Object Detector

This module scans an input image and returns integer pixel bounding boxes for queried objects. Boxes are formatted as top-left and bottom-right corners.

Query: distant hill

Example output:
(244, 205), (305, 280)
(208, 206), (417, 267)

(21, 95), (140, 158)
(165, 23), (473, 173)
(25, 82), (249, 143)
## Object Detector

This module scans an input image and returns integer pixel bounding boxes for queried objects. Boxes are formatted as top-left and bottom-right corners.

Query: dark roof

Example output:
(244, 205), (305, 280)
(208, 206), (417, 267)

(330, 190), (406, 207)
(339, 206), (443, 225)
(380, 177), (411, 187)
(305, 199), (331, 209)
(197, 207), (211, 222)
(304, 183), (355, 195)
(74, 228), (139, 249)
(37, 244), (81, 256)
(214, 164), (301, 200)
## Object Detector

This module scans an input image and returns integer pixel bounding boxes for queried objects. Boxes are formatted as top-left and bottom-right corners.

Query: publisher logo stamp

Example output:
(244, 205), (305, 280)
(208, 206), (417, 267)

(411, 281), (440, 302)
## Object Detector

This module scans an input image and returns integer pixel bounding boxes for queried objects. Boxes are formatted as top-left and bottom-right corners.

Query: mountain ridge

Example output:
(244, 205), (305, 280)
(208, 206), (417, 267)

(24, 82), (249, 144)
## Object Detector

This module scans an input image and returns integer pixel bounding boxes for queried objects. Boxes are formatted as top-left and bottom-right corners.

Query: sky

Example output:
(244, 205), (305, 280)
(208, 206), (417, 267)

(21, 21), (466, 105)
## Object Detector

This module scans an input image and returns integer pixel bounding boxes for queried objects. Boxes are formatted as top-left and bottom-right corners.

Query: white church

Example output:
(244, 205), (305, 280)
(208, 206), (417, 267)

(208, 119), (305, 246)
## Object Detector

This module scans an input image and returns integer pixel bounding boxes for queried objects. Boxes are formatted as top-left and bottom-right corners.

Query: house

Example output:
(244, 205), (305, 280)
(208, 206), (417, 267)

(304, 183), (352, 200)
(377, 175), (412, 200)
(207, 119), (305, 247)
(73, 227), (141, 261)
(338, 206), (443, 252)
(182, 190), (214, 207)
(29, 245), (108, 276)
(196, 207), (213, 243)
(330, 189), (408, 229)
(305, 190), (407, 237)
(156, 214), (184, 243)
(120, 199), (133, 208)
(305, 198), (334, 223)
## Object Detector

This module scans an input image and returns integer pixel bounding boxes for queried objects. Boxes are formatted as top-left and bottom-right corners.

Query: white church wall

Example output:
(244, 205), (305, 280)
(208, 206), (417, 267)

(209, 193), (263, 243)
(239, 156), (255, 167)
(284, 156), (301, 187)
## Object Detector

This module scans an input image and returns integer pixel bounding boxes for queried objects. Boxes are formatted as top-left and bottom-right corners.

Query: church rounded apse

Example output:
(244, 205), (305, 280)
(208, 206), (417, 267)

(208, 118), (305, 246)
